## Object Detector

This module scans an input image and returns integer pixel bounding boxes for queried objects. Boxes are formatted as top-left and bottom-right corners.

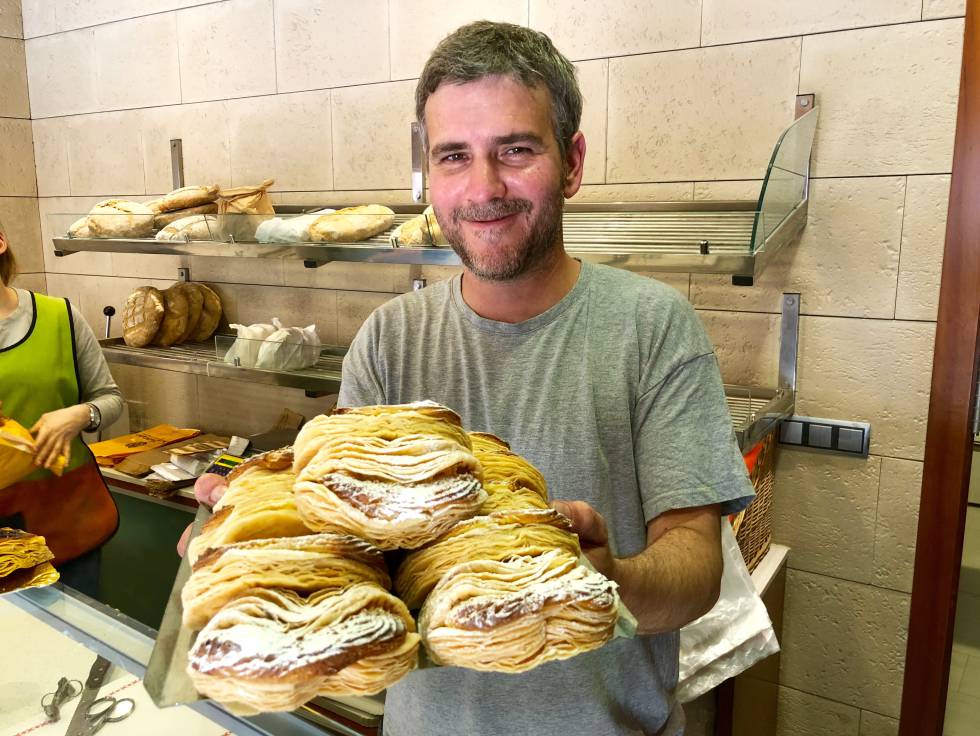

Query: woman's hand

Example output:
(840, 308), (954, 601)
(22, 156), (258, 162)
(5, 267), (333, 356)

(30, 405), (90, 470)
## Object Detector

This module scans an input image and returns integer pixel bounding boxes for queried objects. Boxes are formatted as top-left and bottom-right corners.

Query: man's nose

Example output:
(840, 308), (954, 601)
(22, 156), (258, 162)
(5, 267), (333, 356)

(466, 156), (506, 202)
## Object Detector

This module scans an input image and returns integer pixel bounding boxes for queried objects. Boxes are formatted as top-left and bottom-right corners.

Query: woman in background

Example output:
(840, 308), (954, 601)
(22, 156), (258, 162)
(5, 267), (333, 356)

(0, 218), (122, 597)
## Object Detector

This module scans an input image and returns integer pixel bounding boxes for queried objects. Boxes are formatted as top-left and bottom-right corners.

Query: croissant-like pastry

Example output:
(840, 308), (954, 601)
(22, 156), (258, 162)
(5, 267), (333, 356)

(188, 448), (311, 565)
(182, 533), (390, 630)
(419, 549), (618, 673)
(0, 527), (54, 578)
(394, 509), (580, 609)
(292, 402), (486, 550)
(188, 583), (419, 713)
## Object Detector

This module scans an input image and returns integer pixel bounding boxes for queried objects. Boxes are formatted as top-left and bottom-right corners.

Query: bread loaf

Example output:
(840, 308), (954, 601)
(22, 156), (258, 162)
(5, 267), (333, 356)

(87, 200), (155, 239)
(187, 284), (222, 343)
(155, 214), (217, 241)
(153, 203), (219, 230)
(67, 217), (91, 238)
(309, 205), (395, 243)
(159, 185), (219, 213)
(122, 286), (165, 347)
(154, 285), (190, 347)
(391, 206), (448, 246)
(175, 283), (205, 343)
(217, 179), (275, 242)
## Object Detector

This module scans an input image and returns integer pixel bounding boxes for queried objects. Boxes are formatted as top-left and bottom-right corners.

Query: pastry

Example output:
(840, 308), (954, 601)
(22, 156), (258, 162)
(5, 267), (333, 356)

(0, 527), (54, 578)
(158, 184), (219, 213)
(394, 508), (580, 609)
(187, 283), (222, 343)
(0, 560), (59, 593)
(86, 200), (155, 239)
(469, 432), (549, 514)
(309, 205), (396, 243)
(187, 448), (310, 565)
(154, 284), (190, 347)
(292, 401), (486, 550)
(121, 286), (165, 348)
(391, 206), (448, 246)
(181, 532), (391, 630)
(174, 283), (205, 343)
(187, 583), (419, 713)
(153, 203), (219, 230)
(155, 214), (217, 242)
(419, 548), (618, 673)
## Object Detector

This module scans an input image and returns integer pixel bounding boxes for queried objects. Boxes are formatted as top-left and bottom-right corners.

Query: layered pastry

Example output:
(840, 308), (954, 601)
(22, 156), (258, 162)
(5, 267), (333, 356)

(292, 402), (486, 550)
(187, 583), (419, 713)
(181, 533), (390, 630)
(394, 508), (580, 609)
(186, 448), (310, 565)
(419, 548), (619, 673)
(469, 432), (549, 514)
(0, 528), (59, 593)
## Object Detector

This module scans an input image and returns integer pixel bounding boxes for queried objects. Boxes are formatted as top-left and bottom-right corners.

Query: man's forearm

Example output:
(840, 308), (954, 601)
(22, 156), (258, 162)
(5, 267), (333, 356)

(610, 524), (723, 636)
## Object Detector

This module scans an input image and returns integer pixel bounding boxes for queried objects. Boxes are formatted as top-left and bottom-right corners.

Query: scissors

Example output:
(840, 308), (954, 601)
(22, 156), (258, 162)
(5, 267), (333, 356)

(77, 695), (135, 735)
(40, 676), (82, 722)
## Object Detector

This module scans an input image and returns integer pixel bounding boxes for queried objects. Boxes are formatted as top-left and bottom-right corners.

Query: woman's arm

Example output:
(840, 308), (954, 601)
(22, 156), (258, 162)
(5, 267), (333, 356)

(70, 303), (123, 429)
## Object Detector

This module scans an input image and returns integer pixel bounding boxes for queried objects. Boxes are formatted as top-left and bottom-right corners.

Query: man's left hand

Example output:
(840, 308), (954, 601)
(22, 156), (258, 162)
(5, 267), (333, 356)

(30, 405), (89, 470)
(551, 499), (615, 579)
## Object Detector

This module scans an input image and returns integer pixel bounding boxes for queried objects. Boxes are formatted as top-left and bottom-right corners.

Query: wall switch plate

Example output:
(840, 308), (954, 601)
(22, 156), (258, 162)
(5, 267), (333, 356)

(778, 415), (871, 457)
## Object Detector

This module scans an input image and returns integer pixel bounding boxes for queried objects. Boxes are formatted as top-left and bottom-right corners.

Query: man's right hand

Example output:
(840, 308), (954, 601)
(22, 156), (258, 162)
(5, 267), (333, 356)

(176, 473), (228, 557)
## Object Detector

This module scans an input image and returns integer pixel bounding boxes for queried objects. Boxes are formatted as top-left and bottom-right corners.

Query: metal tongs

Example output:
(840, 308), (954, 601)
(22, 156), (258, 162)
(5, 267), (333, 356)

(40, 675), (82, 722)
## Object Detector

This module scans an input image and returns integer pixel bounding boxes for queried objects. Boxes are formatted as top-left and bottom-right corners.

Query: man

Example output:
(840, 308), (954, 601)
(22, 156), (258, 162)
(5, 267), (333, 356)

(187, 19), (754, 735)
(338, 21), (754, 736)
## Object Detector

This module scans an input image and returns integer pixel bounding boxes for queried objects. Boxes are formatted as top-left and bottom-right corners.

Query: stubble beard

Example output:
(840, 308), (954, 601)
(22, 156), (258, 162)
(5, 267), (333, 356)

(440, 187), (565, 282)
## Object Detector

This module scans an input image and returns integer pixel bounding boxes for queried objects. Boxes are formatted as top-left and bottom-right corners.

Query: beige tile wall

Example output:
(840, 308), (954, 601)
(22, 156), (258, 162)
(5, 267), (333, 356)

(0, 2), (41, 293)
(14, 1), (968, 733)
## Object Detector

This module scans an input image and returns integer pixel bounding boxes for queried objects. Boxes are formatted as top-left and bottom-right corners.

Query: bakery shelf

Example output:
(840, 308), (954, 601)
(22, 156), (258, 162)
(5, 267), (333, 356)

(99, 338), (345, 397)
(99, 290), (799, 448)
(51, 107), (817, 285)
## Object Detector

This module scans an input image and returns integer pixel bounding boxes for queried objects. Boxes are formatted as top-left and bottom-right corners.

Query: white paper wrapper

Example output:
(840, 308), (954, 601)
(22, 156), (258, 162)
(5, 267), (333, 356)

(676, 519), (779, 703)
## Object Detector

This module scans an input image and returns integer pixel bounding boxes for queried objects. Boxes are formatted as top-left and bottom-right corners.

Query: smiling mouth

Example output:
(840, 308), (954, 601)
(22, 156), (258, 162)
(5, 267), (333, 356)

(466, 214), (516, 225)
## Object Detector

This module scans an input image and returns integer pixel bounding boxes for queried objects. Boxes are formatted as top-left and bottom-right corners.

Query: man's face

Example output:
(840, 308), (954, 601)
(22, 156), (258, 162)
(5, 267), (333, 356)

(424, 76), (579, 282)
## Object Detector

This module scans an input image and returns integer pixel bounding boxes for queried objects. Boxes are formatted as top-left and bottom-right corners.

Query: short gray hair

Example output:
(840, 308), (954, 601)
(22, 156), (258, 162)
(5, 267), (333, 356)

(416, 21), (583, 165)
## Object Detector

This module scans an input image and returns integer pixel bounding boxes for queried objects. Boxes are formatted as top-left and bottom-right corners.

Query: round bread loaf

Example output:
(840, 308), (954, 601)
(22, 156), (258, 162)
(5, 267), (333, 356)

(154, 284), (190, 347)
(67, 216), (91, 238)
(122, 286), (165, 347)
(309, 205), (395, 243)
(391, 206), (447, 246)
(187, 283), (222, 342)
(86, 200), (155, 239)
(175, 283), (205, 343)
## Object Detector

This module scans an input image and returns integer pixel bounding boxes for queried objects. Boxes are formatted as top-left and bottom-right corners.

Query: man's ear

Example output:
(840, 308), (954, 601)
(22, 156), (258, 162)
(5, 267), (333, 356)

(0, 231), (8, 256)
(563, 131), (587, 199)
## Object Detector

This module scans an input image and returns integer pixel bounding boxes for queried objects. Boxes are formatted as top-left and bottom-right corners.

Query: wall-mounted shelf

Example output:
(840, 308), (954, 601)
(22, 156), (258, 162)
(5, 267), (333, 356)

(52, 105), (817, 286)
(100, 291), (800, 449)
(99, 338), (344, 398)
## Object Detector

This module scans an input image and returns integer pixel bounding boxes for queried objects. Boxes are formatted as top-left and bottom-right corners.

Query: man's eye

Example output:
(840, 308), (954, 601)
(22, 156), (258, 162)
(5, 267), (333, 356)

(504, 147), (531, 156)
(441, 152), (467, 163)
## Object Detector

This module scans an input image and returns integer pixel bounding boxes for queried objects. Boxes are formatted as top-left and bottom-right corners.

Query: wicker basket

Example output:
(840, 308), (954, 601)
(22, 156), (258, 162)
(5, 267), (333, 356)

(730, 431), (777, 573)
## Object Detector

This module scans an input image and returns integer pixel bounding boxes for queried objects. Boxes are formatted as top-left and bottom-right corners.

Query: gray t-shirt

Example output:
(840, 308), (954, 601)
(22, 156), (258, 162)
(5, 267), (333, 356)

(339, 261), (754, 736)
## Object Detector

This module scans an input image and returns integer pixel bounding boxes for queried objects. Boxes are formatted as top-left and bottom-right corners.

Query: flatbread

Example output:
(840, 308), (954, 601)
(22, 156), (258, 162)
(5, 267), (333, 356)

(154, 284), (190, 347)
(309, 205), (395, 243)
(187, 283), (222, 342)
(122, 286), (165, 347)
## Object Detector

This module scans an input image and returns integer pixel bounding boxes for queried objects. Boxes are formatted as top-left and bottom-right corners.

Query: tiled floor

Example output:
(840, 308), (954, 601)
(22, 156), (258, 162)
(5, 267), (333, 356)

(945, 506), (980, 735)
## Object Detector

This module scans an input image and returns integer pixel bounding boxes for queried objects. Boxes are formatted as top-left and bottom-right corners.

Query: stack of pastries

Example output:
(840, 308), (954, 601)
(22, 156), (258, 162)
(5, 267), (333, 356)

(181, 402), (622, 712)
(183, 448), (419, 714)
(395, 431), (620, 673)
(0, 528), (59, 593)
